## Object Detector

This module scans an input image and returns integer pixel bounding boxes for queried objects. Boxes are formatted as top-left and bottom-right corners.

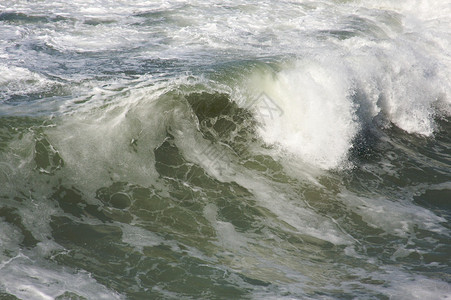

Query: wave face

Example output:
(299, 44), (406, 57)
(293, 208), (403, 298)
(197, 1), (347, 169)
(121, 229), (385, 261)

(1, 0), (450, 299)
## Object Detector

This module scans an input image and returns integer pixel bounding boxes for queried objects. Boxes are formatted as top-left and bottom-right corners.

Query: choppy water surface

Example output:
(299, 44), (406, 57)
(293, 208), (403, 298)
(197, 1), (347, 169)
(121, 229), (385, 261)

(0, 0), (450, 299)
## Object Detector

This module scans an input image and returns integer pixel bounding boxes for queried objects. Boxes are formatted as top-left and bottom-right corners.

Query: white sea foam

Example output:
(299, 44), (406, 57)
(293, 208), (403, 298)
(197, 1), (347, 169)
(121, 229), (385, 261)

(242, 23), (449, 168)
(245, 59), (358, 169)
(0, 65), (55, 100)
(338, 190), (448, 237)
(0, 252), (123, 300)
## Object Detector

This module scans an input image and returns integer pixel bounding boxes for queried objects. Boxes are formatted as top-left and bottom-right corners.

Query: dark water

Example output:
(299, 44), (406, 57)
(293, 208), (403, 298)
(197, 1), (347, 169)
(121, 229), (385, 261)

(0, 1), (450, 299)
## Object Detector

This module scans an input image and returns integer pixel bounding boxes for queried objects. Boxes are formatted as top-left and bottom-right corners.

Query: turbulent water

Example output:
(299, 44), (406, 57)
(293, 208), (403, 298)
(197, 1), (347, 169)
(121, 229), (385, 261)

(0, 0), (450, 299)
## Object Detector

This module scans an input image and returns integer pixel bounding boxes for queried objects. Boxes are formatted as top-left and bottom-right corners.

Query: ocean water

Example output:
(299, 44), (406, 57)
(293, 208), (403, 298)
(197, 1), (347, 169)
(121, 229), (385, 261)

(0, 0), (450, 299)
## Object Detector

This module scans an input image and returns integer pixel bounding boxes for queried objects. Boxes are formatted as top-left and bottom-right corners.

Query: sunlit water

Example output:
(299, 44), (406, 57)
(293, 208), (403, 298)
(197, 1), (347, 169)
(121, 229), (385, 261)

(0, 1), (450, 299)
